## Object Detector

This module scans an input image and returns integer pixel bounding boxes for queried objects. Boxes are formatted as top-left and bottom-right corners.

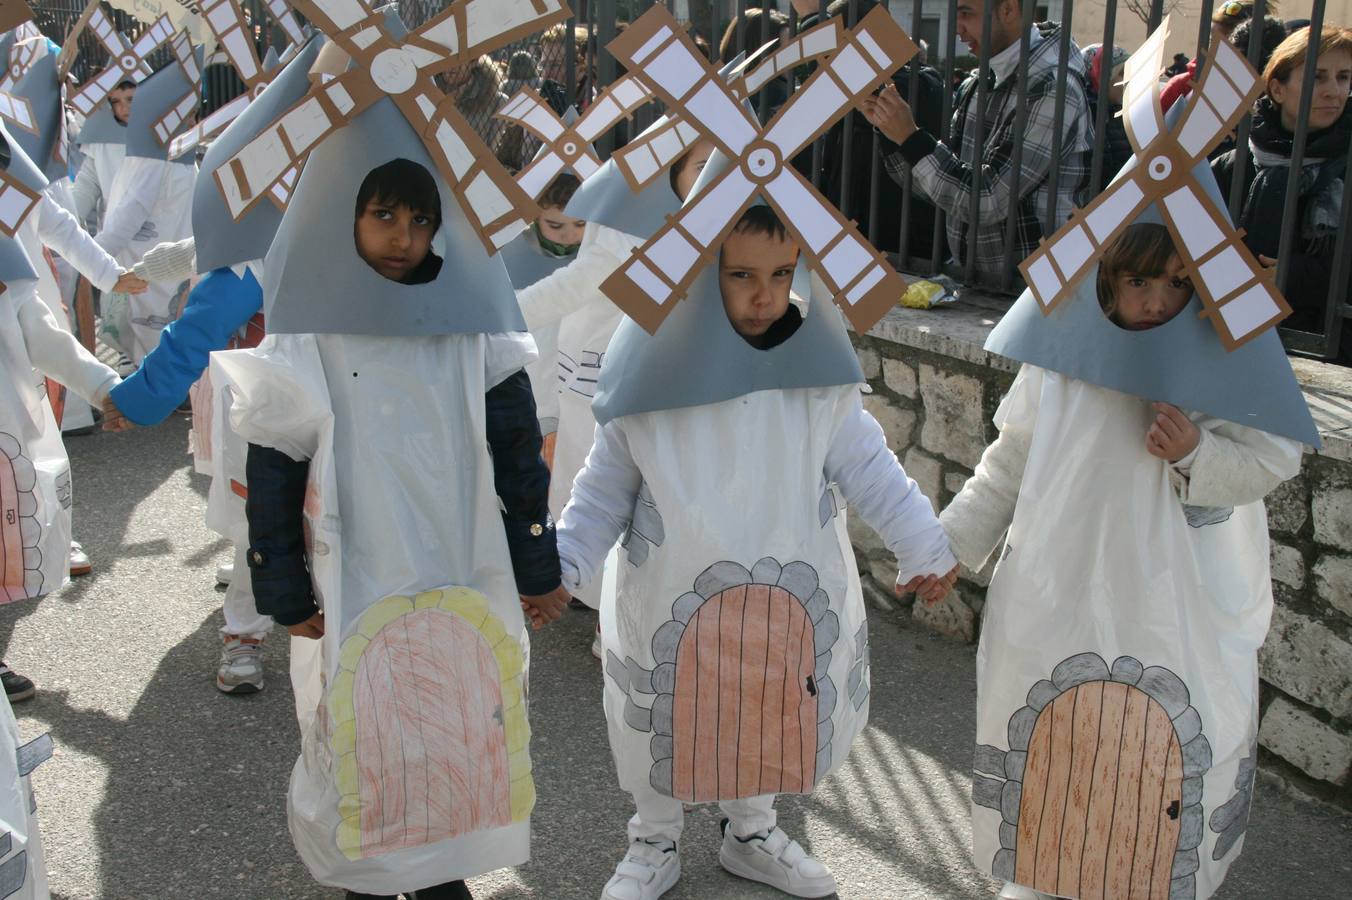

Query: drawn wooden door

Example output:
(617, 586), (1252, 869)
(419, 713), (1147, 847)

(0, 436), (36, 604)
(44, 378), (65, 429)
(351, 608), (512, 856)
(671, 583), (818, 802)
(1014, 681), (1184, 900)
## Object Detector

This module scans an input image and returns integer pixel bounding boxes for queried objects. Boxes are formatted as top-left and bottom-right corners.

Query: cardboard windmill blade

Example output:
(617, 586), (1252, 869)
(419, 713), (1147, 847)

(214, 0), (571, 254)
(11, 46), (68, 179)
(591, 149), (865, 426)
(203, 0), (267, 87)
(263, 0), (305, 46)
(600, 4), (914, 335)
(1020, 17), (1290, 351)
(124, 35), (202, 164)
(193, 30), (322, 273)
(0, 0), (33, 37)
(0, 21), (44, 93)
(149, 30), (205, 149)
(612, 16), (847, 193)
(496, 75), (651, 200)
(0, 112), (49, 237)
(68, 11), (174, 118)
(986, 21), (1317, 448)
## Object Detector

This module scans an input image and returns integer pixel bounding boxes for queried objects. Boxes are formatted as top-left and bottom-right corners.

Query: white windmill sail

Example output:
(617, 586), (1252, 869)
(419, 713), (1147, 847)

(67, 11), (174, 117)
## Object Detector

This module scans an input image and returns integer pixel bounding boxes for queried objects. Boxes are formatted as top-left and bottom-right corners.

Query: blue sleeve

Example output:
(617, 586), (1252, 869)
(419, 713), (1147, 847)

(110, 267), (263, 425)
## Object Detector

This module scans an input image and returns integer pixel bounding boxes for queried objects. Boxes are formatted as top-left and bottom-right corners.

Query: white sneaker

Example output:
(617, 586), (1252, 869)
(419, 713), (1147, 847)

(719, 821), (836, 898)
(591, 623), (602, 660)
(69, 541), (91, 577)
(217, 635), (264, 694)
(600, 839), (680, 900)
(998, 884), (1056, 900)
(216, 562), (234, 586)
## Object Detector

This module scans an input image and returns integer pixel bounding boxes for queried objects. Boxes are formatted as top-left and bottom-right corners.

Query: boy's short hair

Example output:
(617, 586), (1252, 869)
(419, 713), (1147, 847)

(114, 79), (136, 91)
(539, 172), (581, 211)
(1096, 223), (1179, 317)
(354, 158), (442, 233)
(731, 205), (790, 244)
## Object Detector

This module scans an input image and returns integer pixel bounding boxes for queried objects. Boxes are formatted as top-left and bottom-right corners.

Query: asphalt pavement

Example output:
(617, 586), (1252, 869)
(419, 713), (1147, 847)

(3, 417), (1348, 900)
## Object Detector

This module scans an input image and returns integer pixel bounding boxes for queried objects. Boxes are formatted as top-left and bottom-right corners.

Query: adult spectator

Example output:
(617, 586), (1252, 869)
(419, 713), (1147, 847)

(1083, 43), (1132, 190)
(1233, 14), (1291, 76)
(1162, 1), (1273, 110)
(861, 0), (1094, 286)
(1165, 51), (1190, 77)
(539, 23), (590, 112)
(1212, 25), (1352, 362)
(809, 0), (945, 262)
(721, 7), (791, 116)
(503, 50), (541, 98)
(453, 55), (509, 153)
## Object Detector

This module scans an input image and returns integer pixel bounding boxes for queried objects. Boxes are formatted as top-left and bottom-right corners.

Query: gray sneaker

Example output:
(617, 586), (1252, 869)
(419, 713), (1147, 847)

(216, 635), (264, 694)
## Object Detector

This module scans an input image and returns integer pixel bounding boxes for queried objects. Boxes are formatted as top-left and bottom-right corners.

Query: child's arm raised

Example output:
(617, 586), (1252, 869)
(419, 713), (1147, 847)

(556, 420), (643, 595)
(1162, 407), (1303, 509)
(939, 366), (1041, 572)
(827, 397), (958, 592)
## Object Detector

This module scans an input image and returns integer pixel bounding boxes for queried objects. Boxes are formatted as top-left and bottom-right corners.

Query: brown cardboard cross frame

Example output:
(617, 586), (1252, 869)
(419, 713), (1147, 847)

(1018, 17), (1290, 351)
(496, 74), (653, 200)
(599, 4), (916, 336)
(0, 8), (40, 135)
(150, 29), (204, 149)
(67, 8), (174, 118)
(610, 15), (848, 194)
(213, 0), (571, 254)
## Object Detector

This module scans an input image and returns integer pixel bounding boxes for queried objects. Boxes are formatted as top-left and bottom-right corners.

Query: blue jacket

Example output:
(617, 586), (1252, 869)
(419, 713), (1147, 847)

(110, 267), (262, 425)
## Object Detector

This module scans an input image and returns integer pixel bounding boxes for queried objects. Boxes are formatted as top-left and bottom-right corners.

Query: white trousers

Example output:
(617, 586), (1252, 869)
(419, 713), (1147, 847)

(220, 538), (272, 638)
(628, 782), (777, 843)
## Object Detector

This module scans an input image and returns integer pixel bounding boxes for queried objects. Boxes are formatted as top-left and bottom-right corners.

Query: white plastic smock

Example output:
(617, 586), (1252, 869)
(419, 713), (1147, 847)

(99, 156), (196, 363)
(212, 329), (538, 894)
(0, 691), (52, 900)
(2, 280), (117, 603)
(945, 366), (1302, 900)
(574, 386), (894, 805)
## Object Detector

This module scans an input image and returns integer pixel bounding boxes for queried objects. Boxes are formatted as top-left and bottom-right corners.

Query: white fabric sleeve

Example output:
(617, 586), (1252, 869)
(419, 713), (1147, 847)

(1172, 418), (1303, 508)
(15, 280), (119, 404)
(211, 334), (332, 462)
(71, 156), (102, 223)
(131, 237), (197, 284)
(34, 193), (123, 291)
(938, 366), (1041, 571)
(484, 331), (539, 390)
(515, 222), (633, 331)
(95, 157), (163, 258)
(827, 399), (957, 583)
(556, 420), (643, 592)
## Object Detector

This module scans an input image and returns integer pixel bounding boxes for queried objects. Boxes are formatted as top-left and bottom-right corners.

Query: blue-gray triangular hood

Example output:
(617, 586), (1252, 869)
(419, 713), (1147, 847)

(11, 50), (65, 181)
(0, 116), (49, 194)
(985, 144), (1319, 447)
(563, 115), (682, 241)
(0, 231), (36, 282)
(263, 96), (525, 336)
(501, 226), (575, 288)
(194, 33), (324, 273)
(125, 49), (203, 163)
(77, 104), (125, 146)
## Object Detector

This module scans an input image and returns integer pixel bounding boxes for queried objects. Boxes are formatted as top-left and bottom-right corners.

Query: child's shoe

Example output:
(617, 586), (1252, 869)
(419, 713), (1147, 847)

(412, 881), (472, 899)
(591, 622), (602, 660)
(69, 541), (92, 577)
(216, 635), (264, 693)
(718, 819), (836, 898)
(216, 561), (233, 586)
(0, 663), (34, 702)
(600, 838), (680, 900)
(998, 884), (1056, 900)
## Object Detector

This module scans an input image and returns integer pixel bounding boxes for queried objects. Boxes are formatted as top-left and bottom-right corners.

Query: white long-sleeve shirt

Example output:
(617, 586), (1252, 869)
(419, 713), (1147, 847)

(557, 393), (957, 590)
(27, 191), (123, 292)
(515, 222), (638, 332)
(14, 279), (119, 405)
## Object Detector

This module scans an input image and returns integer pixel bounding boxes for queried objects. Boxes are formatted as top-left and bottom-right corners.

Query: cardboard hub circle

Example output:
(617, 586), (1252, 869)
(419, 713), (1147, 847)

(370, 48), (417, 95)
(561, 139), (579, 158)
(119, 54), (137, 72)
(1149, 155), (1172, 180)
(743, 142), (782, 183)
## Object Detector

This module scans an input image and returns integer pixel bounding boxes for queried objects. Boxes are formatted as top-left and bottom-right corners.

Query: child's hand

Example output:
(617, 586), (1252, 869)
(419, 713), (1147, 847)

(1146, 402), (1200, 462)
(114, 271), (149, 294)
(895, 564), (960, 606)
(520, 585), (570, 630)
(287, 611), (325, 639)
(102, 395), (134, 432)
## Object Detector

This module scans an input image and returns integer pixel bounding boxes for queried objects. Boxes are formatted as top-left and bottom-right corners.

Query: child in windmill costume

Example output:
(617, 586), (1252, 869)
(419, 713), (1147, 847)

(89, 38), (199, 364)
(939, 24), (1313, 900)
(0, 228), (131, 896)
(209, 89), (569, 896)
(107, 32), (326, 695)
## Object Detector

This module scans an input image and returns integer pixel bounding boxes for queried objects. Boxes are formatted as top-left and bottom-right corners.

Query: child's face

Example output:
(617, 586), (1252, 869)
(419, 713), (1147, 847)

(1110, 254), (1193, 331)
(108, 85), (134, 125)
(354, 196), (436, 282)
(537, 206), (585, 247)
(719, 227), (800, 344)
(673, 139), (716, 202)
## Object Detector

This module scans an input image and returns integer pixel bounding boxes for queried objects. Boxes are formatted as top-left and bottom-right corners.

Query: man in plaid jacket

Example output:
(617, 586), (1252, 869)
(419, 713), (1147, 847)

(862, 0), (1095, 287)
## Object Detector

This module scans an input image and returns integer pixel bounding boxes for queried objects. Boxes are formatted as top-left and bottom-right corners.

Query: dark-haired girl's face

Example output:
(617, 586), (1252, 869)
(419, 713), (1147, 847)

(1110, 254), (1193, 331)
(354, 197), (436, 282)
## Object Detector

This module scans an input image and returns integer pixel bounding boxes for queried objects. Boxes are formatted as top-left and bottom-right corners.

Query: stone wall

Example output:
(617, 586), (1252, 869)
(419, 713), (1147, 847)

(851, 298), (1352, 806)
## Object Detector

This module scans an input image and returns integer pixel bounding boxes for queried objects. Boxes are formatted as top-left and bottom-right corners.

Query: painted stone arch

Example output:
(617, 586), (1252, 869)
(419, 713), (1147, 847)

(1209, 737), (1257, 861)
(606, 558), (842, 802)
(0, 433), (42, 603)
(622, 480), (664, 568)
(328, 588), (533, 861)
(972, 653), (1212, 900)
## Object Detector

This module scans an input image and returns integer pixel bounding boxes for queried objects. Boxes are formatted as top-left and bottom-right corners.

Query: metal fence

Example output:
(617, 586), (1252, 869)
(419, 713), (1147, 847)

(30, 1), (1352, 363)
